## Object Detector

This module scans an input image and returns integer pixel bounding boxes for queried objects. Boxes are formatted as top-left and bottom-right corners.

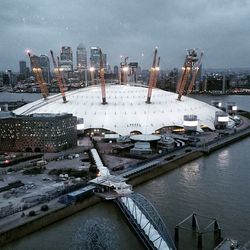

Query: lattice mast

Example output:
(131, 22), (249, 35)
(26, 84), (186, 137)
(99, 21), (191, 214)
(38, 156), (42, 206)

(176, 49), (200, 101)
(146, 48), (160, 104)
(28, 52), (49, 100)
(187, 52), (203, 94)
(50, 50), (67, 103)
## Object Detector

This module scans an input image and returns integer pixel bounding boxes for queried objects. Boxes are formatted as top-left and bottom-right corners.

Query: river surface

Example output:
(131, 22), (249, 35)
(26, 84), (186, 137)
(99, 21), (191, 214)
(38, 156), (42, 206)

(1, 93), (250, 249)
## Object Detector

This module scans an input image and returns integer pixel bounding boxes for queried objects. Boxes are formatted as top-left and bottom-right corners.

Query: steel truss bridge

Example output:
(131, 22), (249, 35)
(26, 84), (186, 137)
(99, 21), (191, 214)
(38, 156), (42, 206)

(114, 192), (176, 250)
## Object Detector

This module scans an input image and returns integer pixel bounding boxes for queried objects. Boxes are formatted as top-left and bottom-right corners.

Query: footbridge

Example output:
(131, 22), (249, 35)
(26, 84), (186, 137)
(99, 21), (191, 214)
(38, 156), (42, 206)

(89, 148), (176, 249)
(115, 193), (176, 250)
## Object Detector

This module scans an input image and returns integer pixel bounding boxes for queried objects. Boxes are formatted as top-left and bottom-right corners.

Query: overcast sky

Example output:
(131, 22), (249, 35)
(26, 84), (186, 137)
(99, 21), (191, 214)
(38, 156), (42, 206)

(1, 0), (250, 71)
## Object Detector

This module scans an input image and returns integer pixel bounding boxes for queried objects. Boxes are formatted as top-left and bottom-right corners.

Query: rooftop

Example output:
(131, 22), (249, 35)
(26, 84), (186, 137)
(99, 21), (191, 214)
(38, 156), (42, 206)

(14, 83), (220, 135)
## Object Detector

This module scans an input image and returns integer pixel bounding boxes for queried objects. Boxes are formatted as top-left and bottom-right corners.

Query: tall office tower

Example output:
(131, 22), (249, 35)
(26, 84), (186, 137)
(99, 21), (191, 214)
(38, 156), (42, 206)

(26, 67), (30, 78)
(103, 53), (107, 70)
(61, 46), (73, 61)
(7, 69), (16, 86)
(76, 43), (87, 69)
(19, 61), (26, 77)
(90, 46), (100, 69)
(0, 72), (3, 86)
(40, 55), (50, 83)
(29, 55), (40, 80)
(90, 46), (108, 70)
(60, 46), (73, 71)
(195, 63), (202, 92)
(29, 55), (40, 70)
(114, 65), (119, 76)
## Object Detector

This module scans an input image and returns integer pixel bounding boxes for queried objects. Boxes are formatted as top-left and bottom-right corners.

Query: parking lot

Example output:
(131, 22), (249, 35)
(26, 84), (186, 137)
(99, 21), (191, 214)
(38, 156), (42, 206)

(0, 151), (92, 217)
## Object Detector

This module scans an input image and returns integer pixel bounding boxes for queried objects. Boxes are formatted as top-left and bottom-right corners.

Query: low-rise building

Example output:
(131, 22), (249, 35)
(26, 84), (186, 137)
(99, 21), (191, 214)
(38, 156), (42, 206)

(0, 113), (77, 153)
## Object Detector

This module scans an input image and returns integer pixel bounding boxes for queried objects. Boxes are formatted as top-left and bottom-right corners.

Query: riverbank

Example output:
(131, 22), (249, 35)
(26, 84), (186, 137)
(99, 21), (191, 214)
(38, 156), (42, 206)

(0, 196), (101, 246)
(1, 125), (250, 247)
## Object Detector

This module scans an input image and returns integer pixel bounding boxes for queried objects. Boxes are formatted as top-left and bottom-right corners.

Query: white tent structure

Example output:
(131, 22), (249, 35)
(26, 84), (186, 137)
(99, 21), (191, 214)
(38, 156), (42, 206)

(15, 83), (220, 135)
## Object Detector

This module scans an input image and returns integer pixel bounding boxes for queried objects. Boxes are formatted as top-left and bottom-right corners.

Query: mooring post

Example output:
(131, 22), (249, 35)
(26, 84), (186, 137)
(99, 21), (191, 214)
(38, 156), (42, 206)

(192, 213), (197, 230)
(174, 226), (179, 246)
(197, 232), (203, 249)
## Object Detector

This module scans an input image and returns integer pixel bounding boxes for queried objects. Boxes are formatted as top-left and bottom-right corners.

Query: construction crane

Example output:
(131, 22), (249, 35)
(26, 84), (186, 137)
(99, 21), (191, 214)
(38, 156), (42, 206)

(146, 48), (160, 104)
(50, 50), (67, 103)
(28, 52), (49, 100)
(187, 52), (203, 94)
(99, 48), (107, 104)
(176, 49), (200, 101)
(120, 56), (129, 84)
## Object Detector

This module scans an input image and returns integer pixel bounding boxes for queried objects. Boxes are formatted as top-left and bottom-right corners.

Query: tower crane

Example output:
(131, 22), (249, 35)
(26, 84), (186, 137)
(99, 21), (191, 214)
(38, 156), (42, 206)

(99, 48), (107, 104)
(146, 48), (160, 104)
(50, 50), (67, 103)
(176, 49), (200, 101)
(28, 52), (49, 100)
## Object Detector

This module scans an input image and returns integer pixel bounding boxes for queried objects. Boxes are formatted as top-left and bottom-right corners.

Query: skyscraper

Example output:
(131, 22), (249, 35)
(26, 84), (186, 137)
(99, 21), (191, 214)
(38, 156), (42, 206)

(103, 53), (107, 70)
(90, 46), (107, 70)
(40, 55), (50, 83)
(90, 46), (100, 69)
(60, 46), (73, 71)
(195, 63), (202, 92)
(76, 43), (87, 69)
(29, 55), (50, 83)
(114, 65), (119, 76)
(29, 54), (40, 80)
(61, 46), (73, 61)
(19, 61), (26, 77)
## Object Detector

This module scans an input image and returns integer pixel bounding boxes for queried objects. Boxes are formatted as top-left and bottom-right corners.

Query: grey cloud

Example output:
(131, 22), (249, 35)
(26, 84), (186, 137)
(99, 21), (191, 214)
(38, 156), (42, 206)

(0, 0), (250, 71)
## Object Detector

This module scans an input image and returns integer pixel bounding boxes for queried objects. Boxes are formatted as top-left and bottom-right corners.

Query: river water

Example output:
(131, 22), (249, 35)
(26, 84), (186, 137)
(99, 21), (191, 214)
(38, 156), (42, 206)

(1, 93), (250, 249)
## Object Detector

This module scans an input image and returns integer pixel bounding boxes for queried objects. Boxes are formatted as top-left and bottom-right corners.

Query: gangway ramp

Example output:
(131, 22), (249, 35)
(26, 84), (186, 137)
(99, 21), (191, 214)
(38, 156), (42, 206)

(90, 148), (110, 176)
(115, 193), (176, 250)
(90, 148), (132, 196)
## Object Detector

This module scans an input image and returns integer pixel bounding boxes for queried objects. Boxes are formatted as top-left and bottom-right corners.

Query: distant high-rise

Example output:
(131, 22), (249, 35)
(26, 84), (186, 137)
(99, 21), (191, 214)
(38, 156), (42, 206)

(40, 55), (50, 83)
(90, 46), (100, 69)
(7, 69), (16, 86)
(103, 53), (107, 70)
(76, 43), (87, 69)
(29, 55), (40, 70)
(61, 46), (73, 61)
(60, 46), (73, 71)
(19, 61), (26, 77)
(26, 67), (30, 78)
(90, 46), (107, 70)
(195, 64), (202, 92)
(29, 55), (50, 83)
(114, 65), (119, 75)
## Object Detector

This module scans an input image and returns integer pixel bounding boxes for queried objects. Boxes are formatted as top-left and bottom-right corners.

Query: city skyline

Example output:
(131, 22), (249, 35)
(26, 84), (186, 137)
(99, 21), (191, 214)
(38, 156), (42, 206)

(1, 0), (250, 71)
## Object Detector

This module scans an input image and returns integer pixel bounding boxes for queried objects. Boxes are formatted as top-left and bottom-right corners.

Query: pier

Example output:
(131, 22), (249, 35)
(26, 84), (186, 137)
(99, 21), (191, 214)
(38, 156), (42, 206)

(90, 148), (176, 249)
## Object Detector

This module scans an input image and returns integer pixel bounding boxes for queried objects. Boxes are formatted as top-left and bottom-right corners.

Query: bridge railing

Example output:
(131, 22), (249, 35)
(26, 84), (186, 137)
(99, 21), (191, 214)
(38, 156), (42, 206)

(129, 193), (176, 250)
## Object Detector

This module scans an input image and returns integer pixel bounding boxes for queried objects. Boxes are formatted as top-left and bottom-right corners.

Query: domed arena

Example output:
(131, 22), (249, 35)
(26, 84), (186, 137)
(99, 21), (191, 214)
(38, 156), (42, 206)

(14, 83), (220, 135)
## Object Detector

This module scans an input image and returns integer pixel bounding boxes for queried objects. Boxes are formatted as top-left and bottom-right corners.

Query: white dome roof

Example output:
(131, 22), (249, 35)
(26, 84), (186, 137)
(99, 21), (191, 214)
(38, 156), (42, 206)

(14, 84), (219, 135)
